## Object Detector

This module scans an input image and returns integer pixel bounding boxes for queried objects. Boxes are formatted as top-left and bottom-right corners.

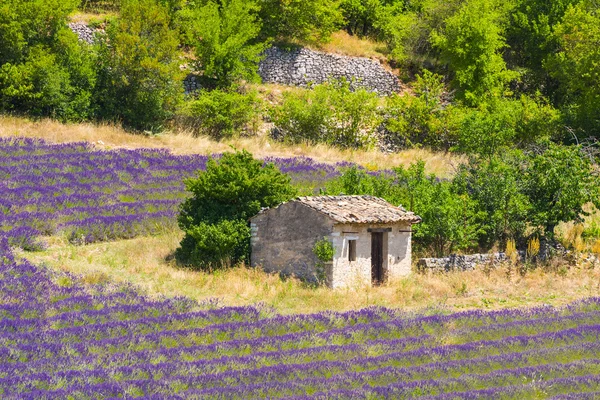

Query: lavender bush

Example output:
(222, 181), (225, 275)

(0, 238), (599, 397)
(0, 137), (351, 248)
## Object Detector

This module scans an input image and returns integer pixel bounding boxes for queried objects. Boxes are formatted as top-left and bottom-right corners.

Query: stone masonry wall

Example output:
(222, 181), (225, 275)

(258, 47), (400, 95)
(417, 253), (508, 272)
(250, 202), (334, 283)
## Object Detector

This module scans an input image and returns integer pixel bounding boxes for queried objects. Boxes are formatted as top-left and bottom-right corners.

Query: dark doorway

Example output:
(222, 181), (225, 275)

(371, 232), (384, 285)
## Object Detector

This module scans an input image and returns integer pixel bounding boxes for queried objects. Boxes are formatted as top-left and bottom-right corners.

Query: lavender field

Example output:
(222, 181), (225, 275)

(0, 238), (599, 398)
(0, 137), (347, 249)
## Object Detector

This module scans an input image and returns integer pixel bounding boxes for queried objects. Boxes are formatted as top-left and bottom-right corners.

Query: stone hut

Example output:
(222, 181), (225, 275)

(250, 196), (421, 288)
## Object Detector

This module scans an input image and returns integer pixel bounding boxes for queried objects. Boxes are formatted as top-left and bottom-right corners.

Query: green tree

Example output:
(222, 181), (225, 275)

(455, 95), (560, 156)
(93, 0), (183, 131)
(0, 0), (96, 121)
(180, 0), (267, 88)
(325, 162), (482, 256)
(522, 143), (600, 237)
(547, 1), (600, 136)
(176, 150), (297, 269)
(504, 0), (580, 92)
(430, 0), (518, 103)
(393, 162), (482, 256)
(454, 154), (531, 248)
(374, 0), (462, 68)
(260, 0), (343, 45)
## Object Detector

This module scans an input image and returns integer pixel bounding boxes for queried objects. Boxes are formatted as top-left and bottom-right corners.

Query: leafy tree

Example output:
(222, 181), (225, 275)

(176, 150), (297, 269)
(0, 0), (96, 121)
(374, 0), (462, 68)
(393, 162), (482, 256)
(454, 154), (531, 248)
(430, 0), (518, 103)
(522, 143), (600, 237)
(547, 1), (600, 137)
(340, 0), (395, 37)
(93, 0), (183, 132)
(259, 0), (343, 45)
(505, 0), (580, 90)
(180, 0), (267, 88)
(271, 80), (381, 149)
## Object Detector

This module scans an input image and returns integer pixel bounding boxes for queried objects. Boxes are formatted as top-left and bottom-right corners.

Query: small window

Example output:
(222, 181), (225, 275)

(348, 240), (357, 262)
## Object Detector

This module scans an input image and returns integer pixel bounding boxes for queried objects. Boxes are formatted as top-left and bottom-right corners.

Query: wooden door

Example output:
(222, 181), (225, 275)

(371, 232), (384, 285)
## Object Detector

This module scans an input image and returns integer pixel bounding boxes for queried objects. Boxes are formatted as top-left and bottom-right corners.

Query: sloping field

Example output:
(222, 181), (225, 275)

(0, 137), (352, 249)
(1, 239), (600, 398)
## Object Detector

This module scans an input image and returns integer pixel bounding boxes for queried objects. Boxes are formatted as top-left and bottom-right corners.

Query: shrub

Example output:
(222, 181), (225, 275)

(454, 95), (560, 156)
(176, 150), (297, 270)
(383, 71), (458, 150)
(259, 0), (343, 45)
(522, 143), (600, 237)
(180, 89), (261, 139)
(454, 153), (531, 248)
(271, 80), (381, 149)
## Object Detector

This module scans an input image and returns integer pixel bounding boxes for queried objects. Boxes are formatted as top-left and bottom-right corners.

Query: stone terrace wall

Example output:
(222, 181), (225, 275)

(68, 23), (96, 44)
(258, 47), (400, 95)
(417, 253), (508, 272)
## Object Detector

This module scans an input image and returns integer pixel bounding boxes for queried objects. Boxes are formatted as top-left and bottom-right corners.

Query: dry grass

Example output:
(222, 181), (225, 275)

(312, 31), (389, 64)
(0, 115), (459, 177)
(20, 232), (600, 315)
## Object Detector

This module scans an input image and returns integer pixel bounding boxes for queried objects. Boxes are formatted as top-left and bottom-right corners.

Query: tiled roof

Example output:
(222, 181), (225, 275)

(295, 195), (421, 224)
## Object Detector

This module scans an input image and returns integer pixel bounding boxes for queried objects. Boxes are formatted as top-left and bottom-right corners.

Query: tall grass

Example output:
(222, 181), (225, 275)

(21, 231), (600, 315)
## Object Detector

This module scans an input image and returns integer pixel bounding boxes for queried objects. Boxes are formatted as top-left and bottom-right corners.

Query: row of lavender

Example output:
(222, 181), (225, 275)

(0, 137), (346, 249)
(1, 238), (600, 398)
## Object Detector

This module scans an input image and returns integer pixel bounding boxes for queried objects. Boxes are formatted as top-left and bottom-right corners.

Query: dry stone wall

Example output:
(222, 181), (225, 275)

(68, 23), (96, 44)
(258, 47), (400, 95)
(417, 253), (508, 272)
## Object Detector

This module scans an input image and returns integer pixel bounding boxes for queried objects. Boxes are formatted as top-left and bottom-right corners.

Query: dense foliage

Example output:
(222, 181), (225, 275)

(179, 89), (261, 138)
(2, 239), (600, 397)
(271, 80), (381, 149)
(0, 0), (95, 121)
(325, 144), (600, 255)
(94, 0), (183, 131)
(1, 0), (599, 147)
(176, 150), (297, 269)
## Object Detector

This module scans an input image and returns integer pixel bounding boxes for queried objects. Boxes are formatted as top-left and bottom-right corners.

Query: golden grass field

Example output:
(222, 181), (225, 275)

(20, 228), (600, 315)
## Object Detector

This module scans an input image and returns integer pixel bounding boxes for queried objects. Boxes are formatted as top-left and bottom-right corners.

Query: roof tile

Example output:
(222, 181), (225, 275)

(295, 195), (421, 224)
